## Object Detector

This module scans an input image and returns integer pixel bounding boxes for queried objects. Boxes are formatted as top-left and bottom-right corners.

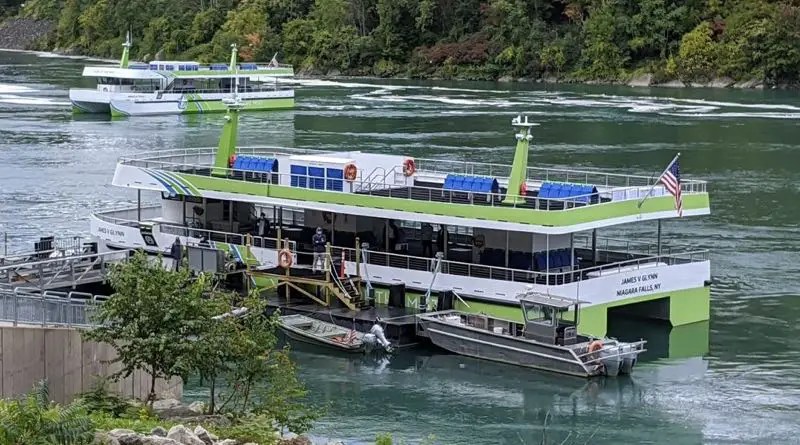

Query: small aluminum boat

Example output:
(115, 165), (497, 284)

(417, 291), (646, 378)
(279, 314), (367, 353)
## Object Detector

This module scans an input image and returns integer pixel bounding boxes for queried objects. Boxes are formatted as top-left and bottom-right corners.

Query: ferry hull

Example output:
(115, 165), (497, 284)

(69, 88), (112, 113)
(109, 91), (295, 117)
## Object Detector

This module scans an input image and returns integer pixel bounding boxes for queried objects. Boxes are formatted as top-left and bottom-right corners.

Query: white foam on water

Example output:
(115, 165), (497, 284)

(0, 94), (69, 106)
(0, 84), (35, 94)
(662, 111), (800, 119)
(350, 93), (408, 103)
(401, 94), (519, 107)
(286, 78), (406, 90)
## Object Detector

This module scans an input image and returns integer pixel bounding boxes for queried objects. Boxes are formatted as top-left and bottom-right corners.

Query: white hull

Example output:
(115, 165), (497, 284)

(69, 88), (112, 113)
(110, 90), (294, 116)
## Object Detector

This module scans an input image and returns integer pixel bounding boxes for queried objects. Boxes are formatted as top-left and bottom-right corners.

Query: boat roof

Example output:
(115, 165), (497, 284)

(519, 292), (586, 309)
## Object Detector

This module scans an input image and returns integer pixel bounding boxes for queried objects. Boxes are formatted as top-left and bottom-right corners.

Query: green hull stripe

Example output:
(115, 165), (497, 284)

(179, 97), (294, 114)
(454, 286), (710, 337)
(173, 172), (709, 227)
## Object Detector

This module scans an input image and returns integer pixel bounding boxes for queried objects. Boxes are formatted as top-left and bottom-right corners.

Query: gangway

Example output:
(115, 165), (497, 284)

(0, 250), (132, 292)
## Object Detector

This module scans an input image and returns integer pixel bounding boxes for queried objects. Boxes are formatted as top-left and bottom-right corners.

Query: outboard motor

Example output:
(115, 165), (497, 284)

(370, 322), (393, 352)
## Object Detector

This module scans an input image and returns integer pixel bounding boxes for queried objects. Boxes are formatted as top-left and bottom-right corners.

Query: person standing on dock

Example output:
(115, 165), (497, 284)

(255, 211), (270, 247)
(436, 225), (448, 255)
(421, 222), (433, 257)
(312, 227), (326, 272)
(170, 237), (182, 271)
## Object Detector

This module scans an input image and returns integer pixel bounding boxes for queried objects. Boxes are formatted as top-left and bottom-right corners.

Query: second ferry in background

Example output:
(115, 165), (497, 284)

(68, 34), (294, 116)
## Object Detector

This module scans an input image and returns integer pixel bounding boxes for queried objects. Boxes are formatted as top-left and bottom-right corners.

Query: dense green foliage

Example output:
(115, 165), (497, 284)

(11, 0), (800, 84)
(81, 250), (316, 434)
(0, 381), (94, 445)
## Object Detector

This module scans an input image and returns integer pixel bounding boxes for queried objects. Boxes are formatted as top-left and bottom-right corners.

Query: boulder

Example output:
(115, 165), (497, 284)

(151, 427), (168, 437)
(108, 430), (143, 445)
(628, 73), (652, 87)
(152, 399), (183, 411)
(93, 432), (121, 445)
(217, 440), (239, 445)
(192, 425), (217, 445)
(497, 75), (513, 82)
(141, 438), (181, 445)
(279, 435), (312, 445)
(188, 401), (206, 414)
(166, 425), (205, 445)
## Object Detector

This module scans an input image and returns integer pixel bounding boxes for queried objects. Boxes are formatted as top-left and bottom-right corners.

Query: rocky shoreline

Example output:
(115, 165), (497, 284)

(128, 398), (343, 445)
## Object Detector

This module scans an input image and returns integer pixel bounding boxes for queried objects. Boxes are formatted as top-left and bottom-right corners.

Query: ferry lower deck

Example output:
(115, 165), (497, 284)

(91, 198), (710, 337)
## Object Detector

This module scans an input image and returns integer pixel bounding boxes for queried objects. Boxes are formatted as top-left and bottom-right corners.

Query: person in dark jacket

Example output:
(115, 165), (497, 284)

(312, 227), (326, 272)
(436, 225), (448, 255)
(170, 237), (182, 270)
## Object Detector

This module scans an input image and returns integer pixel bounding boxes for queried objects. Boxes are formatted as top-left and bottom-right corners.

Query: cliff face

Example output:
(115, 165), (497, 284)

(0, 18), (53, 50)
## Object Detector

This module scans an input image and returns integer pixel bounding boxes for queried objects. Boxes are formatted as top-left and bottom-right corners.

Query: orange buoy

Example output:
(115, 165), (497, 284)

(278, 248), (293, 268)
(344, 163), (358, 182)
(403, 158), (416, 176)
(588, 340), (604, 353)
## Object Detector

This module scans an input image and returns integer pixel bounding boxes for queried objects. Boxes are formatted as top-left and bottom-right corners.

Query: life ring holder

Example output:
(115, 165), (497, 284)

(403, 158), (416, 176)
(344, 163), (358, 182)
(278, 248), (293, 268)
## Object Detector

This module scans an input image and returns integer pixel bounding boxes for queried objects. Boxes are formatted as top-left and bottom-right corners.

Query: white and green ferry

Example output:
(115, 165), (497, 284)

(89, 101), (711, 338)
(69, 35), (293, 116)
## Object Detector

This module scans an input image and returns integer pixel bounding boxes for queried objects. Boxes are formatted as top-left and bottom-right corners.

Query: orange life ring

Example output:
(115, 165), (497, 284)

(588, 340), (603, 353)
(519, 181), (528, 196)
(403, 158), (416, 176)
(228, 154), (237, 167)
(278, 248), (293, 268)
(344, 163), (357, 182)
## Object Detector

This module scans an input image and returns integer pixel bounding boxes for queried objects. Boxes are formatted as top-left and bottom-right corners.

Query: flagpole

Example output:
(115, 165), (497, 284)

(637, 152), (680, 208)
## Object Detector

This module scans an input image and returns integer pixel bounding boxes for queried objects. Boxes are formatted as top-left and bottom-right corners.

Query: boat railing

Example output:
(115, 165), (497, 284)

(572, 233), (674, 258)
(93, 206), (162, 227)
(120, 147), (708, 194)
(158, 222), (298, 252)
(574, 340), (648, 365)
(121, 86), (292, 95)
(121, 160), (699, 212)
(414, 158), (707, 193)
(119, 148), (708, 208)
(329, 244), (709, 288)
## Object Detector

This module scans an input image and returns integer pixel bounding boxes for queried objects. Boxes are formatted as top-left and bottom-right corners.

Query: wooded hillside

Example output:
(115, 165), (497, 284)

(8, 0), (800, 85)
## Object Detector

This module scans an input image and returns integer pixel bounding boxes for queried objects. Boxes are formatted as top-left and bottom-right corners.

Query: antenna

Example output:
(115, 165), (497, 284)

(512, 114), (537, 141)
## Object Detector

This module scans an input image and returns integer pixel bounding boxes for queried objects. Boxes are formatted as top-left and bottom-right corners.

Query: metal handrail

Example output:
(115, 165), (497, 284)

(117, 147), (708, 192)
(333, 244), (708, 285)
(117, 156), (701, 211)
(0, 288), (106, 328)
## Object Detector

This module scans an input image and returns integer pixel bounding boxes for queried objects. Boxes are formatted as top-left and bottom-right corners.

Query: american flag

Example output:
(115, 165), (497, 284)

(660, 158), (683, 217)
(344, 329), (358, 344)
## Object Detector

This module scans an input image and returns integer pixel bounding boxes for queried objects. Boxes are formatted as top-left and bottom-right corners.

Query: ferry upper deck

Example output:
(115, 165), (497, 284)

(111, 145), (710, 234)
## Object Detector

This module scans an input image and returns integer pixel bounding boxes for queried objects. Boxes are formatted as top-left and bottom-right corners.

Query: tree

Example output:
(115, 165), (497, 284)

(0, 381), (94, 445)
(83, 251), (213, 405)
(213, 296), (317, 433)
(675, 22), (717, 82)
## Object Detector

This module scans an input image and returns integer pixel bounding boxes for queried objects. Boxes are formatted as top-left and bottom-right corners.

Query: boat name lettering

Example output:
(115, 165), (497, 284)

(616, 273), (660, 297)
(97, 226), (125, 239)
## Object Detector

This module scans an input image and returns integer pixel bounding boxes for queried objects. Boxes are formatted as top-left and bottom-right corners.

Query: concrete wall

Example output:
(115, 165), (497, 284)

(0, 325), (182, 404)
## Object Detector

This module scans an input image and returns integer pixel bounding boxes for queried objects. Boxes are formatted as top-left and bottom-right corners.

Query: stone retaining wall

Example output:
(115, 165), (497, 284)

(0, 325), (181, 403)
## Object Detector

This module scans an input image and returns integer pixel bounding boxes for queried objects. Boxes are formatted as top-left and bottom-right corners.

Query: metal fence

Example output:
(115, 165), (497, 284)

(0, 287), (106, 328)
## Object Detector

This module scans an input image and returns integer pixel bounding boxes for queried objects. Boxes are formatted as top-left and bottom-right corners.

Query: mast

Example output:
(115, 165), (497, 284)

(119, 31), (131, 69)
(228, 42), (238, 71)
(213, 45), (244, 177)
(502, 115), (537, 205)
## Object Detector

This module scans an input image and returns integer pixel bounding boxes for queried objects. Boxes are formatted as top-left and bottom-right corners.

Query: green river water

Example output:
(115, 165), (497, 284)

(1, 50), (798, 444)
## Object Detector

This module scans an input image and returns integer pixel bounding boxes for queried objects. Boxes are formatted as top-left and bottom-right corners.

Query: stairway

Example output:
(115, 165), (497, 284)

(331, 275), (368, 311)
